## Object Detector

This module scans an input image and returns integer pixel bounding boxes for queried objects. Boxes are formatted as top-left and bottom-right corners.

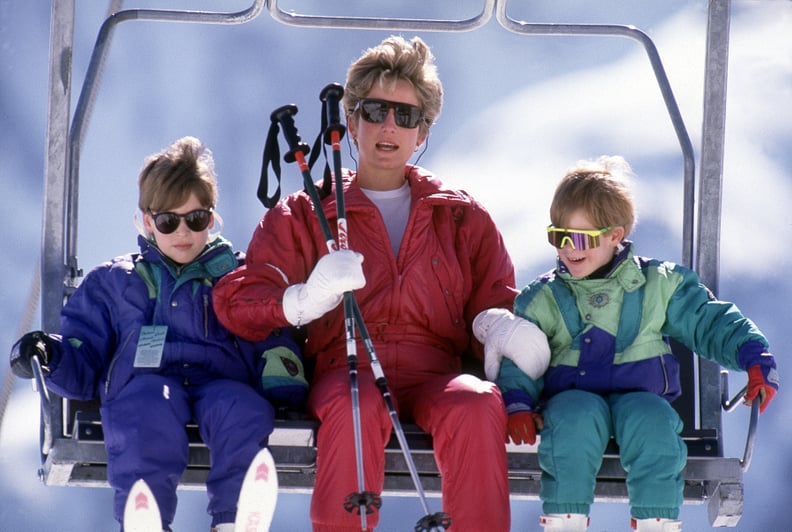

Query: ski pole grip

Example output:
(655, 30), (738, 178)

(320, 83), (346, 144)
(271, 104), (310, 163)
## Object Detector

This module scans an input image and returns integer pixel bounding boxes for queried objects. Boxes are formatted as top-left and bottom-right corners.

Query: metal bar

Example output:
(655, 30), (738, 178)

(42, 0), (74, 335)
(719, 372), (759, 473)
(496, 0), (696, 269)
(31, 356), (52, 456)
(697, 0), (732, 447)
(41, 0), (76, 453)
(268, 0), (494, 31)
(697, 0), (730, 294)
(65, 0), (266, 293)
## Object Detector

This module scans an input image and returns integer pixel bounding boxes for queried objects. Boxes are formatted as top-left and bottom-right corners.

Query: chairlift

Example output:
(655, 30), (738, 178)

(30, 0), (755, 527)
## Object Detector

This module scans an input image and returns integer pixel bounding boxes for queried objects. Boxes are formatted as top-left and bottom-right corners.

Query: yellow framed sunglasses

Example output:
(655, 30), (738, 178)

(547, 225), (612, 250)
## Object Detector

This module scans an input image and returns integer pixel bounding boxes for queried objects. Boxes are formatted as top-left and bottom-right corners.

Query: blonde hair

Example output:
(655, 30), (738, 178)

(550, 155), (637, 237)
(342, 35), (443, 135)
(137, 136), (217, 213)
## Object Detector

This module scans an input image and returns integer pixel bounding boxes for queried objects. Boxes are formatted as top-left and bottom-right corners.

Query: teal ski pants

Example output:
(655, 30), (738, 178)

(538, 389), (687, 519)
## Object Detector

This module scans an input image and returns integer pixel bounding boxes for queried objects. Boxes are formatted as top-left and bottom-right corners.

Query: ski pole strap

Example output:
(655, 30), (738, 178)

(271, 104), (338, 248)
(266, 104), (318, 205)
(306, 84), (346, 201)
(308, 129), (332, 201)
(256, 118), (284, 208)
(306, 96), (338, 201)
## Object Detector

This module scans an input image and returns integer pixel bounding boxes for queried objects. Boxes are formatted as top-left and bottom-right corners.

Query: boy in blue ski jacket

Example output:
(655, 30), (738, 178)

(10, 137), (307, 532)
(473, 155), (778, 532)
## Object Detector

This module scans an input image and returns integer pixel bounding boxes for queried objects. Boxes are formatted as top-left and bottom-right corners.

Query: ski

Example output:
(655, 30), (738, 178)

(234, 447), (279, 532)
(123, 478), (162, 532)
(121, 448), (277, 531)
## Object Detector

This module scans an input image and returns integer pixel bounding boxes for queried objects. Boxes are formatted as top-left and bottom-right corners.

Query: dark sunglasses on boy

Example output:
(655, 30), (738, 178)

(150, 209), (213, 234)
(354, 98), (425, 129)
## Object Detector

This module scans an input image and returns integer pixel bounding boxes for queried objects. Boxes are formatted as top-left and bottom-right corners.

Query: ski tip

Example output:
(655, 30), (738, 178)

(123, 478), (163, 532)
(245, 448), (278, 492)
(235, 448), (278, 532)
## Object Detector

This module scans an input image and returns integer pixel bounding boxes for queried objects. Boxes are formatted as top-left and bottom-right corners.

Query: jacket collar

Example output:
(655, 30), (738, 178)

(137, 234), (238, 280)
(557, 241), (646, 292)
(332, 165), (473, 214)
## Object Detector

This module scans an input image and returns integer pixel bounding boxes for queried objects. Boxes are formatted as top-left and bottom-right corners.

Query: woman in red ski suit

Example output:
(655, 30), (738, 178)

(213, 36), (517, 531)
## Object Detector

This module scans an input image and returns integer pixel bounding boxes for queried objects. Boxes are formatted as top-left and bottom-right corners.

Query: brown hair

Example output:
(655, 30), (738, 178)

(137, 136), (217, 213)
(550, 155), (637, 237)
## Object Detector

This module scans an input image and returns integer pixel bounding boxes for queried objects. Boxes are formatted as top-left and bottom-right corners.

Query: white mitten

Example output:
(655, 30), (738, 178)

(473, 308), (551, 381)
(282, 250), (366, 326)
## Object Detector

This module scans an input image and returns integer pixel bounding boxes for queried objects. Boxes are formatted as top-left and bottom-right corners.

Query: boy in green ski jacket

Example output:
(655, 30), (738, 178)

(473, 155), (778, 532)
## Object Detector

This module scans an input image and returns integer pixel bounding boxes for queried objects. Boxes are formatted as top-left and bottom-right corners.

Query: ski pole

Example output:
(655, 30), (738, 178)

(318, 86), (450, 532)
(270, 104), (377, 530)
(316, 85), (374, 526)
(272, 102), (449, 531)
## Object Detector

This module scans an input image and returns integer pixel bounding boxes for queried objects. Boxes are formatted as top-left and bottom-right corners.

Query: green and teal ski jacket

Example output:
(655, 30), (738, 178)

(497, 242), (769, 410)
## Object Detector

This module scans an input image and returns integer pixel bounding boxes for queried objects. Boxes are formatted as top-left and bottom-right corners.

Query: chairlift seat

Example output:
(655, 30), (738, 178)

(38, 384), (747, 527)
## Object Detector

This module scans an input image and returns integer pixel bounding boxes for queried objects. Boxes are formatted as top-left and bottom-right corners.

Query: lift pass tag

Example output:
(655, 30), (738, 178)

(134, 325), (168, 368)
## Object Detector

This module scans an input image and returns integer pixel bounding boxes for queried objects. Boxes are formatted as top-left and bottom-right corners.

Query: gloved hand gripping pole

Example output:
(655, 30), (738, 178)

(271, 104), (377, 530)
(324, 85), (450, 532)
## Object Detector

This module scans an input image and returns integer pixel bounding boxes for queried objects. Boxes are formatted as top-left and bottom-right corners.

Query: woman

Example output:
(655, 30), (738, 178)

(214, 36), (533, 531)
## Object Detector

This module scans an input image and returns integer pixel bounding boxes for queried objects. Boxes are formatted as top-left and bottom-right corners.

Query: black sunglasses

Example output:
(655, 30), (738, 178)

(354, 98), (425, 129)
(149, 209), (213, 234)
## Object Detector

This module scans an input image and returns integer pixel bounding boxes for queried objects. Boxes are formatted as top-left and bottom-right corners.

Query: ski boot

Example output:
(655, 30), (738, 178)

(630, 517), (682, 531)
(539, 513), (590, 531)
(210, 525), (234, 532)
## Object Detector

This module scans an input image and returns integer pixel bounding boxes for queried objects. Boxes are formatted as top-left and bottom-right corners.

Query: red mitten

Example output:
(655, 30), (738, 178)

(506, 411), (544, 445)
(746, 365), (778, 414)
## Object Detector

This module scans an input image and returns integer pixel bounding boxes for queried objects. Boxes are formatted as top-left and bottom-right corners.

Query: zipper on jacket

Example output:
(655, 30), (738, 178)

(659, 353), (670, 395)
(203, 293), (210, 337)
(105, 330), (135, 396)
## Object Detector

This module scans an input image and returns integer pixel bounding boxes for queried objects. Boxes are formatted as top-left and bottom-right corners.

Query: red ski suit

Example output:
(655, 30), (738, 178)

(214, 166), (516, 531)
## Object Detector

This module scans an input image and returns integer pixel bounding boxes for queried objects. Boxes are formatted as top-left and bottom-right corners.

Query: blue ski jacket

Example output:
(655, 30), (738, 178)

(498, 242), (770, 410)
(44, 235), (303, 406)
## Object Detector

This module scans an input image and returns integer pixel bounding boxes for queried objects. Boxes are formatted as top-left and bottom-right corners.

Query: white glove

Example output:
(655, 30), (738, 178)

(472, 308), (551, 381)
(282, 250), (366, 326)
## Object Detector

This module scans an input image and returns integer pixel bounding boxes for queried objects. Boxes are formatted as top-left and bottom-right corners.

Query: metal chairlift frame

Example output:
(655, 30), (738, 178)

(35, 0), (753, 527)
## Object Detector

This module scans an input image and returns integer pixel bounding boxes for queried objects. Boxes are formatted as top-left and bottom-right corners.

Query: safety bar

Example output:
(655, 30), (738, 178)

(719, 371), (759, 472)
(268, 0), (494, 31)
(496, 0), (695, 269)
(31, 355), (53, 456)
(65, 0), (266, 287)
